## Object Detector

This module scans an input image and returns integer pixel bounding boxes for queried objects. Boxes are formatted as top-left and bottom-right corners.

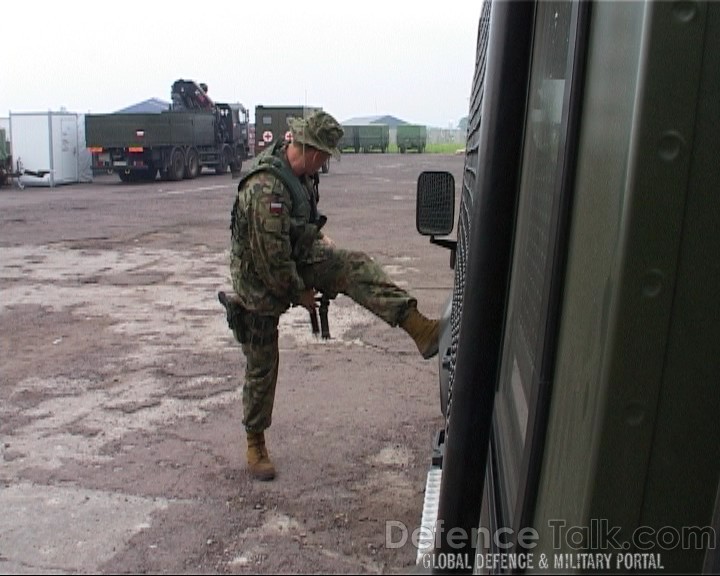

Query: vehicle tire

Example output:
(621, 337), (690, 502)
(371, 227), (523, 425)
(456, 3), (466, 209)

(215, 146), (231, 175)
(185, 148), (200, 179)
(169, 147), (185, 181)
(229, 147), (243, 176)
(118, 170), (132, 183)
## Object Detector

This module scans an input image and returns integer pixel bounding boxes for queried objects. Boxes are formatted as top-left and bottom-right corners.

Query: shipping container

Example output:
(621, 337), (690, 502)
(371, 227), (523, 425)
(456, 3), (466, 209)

(9, 112), (89, 187)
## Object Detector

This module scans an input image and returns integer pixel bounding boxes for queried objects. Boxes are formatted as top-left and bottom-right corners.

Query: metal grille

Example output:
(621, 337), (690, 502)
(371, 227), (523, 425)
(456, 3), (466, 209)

(417, 172), (455, 235)
(445, 0), (492, 436)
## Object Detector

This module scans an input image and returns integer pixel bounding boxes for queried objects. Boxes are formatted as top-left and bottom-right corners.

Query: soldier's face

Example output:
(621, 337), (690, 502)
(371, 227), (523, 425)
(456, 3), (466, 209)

(303, 147), (330, 174)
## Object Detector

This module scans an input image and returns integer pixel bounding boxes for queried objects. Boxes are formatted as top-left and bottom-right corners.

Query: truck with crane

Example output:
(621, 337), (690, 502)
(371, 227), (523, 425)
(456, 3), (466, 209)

(85, 80), (250, 183)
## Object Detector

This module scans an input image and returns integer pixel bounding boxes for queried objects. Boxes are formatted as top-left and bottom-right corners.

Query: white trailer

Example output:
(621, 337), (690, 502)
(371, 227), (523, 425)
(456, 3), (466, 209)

(9, 111), (90, 187)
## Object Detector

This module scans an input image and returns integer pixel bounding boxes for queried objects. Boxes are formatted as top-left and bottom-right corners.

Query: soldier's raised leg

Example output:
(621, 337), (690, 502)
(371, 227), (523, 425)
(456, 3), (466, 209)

(299, 244), (439, 359)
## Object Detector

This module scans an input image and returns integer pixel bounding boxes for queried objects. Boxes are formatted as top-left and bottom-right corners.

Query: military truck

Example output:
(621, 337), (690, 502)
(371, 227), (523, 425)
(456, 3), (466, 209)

(85, 80), (250, 183)
(396, 124), (427, 153)
(254, 105), (330, 173)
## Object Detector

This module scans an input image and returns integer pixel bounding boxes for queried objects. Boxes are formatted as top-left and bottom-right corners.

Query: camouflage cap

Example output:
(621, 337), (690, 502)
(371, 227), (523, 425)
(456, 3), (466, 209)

(287, 111), (344, 159)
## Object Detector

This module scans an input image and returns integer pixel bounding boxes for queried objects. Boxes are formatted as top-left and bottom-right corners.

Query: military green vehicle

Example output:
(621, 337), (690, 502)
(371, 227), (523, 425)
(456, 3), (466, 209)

(336, 124), (391, 154)
(0, 128), (10, 186)
(85, 80), (250, 183)
(396, 124), (427, 153)
(337, 125), (360, 153)
(413, 1), (720, 573)
(357, 124), (389, 153)
(254, 105), (330, 173)
(0, 128), (7, 156)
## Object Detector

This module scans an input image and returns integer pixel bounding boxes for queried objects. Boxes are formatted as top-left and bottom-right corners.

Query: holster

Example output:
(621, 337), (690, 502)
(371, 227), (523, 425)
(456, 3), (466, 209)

(218, 291), (247, 343)
(218, 291), (278, 346)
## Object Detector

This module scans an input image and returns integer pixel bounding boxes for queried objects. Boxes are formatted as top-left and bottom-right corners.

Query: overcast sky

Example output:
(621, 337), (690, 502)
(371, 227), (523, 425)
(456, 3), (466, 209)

(3, 1), (482, 128)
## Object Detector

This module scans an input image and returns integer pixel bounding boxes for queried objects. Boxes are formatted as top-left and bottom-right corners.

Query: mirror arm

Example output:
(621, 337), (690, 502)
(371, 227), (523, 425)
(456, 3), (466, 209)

(430, 236), (458, 270)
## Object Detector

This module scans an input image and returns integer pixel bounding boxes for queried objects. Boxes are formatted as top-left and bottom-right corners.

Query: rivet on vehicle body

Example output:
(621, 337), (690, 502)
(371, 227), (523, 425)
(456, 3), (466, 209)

(625, 403), (646, 427)
(657, 131), (684, 162)
(642, 269), (665, 298)
(672, 1), (698, 23)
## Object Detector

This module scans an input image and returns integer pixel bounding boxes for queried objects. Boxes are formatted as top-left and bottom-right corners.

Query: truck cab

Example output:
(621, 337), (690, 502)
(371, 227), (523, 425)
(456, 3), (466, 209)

(217, 103), (251, 163)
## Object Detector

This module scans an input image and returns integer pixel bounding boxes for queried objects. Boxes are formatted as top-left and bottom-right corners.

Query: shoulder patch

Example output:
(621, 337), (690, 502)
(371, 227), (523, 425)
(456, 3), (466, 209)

(270, 197), (284, 215)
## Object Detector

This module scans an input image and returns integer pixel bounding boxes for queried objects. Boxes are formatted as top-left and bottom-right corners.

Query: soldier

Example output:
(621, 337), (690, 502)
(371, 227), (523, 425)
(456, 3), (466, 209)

(221, 110), (439, 481)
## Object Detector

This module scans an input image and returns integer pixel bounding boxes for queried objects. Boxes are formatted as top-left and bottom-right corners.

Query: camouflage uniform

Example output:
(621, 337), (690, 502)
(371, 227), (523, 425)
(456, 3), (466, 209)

(229, 113), (416, 433)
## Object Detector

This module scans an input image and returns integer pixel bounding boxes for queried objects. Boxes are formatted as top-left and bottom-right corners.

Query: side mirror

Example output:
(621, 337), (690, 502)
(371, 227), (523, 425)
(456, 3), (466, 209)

(416, 171), (455, 236)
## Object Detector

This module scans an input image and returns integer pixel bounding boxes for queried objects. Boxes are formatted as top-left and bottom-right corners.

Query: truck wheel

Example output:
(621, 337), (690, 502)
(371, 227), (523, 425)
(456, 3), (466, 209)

(185, 148), (200, 179)
(215, 147), (231, 175)
(230, 159), (242, 176)
(169, 148), (185, 181)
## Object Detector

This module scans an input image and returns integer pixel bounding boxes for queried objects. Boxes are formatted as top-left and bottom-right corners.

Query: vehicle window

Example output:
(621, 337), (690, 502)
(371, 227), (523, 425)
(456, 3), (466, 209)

(493, 1), (576, 527)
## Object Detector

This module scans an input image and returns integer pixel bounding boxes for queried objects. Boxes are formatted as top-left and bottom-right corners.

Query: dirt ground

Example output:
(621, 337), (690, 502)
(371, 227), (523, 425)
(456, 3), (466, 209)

(0, 153), (464, 574)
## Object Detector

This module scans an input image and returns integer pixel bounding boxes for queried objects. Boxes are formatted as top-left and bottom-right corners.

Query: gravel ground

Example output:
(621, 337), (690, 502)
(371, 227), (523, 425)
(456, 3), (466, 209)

(0, 153), (464, 574)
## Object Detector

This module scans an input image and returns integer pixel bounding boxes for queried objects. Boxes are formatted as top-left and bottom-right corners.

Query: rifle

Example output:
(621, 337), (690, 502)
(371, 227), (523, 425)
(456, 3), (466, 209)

(310, 293), (331, 339)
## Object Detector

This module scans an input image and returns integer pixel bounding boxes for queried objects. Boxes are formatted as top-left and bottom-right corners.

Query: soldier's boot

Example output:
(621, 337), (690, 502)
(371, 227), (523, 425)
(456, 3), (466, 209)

(246, 432), (276, 481)
(400, 305), (440, 360)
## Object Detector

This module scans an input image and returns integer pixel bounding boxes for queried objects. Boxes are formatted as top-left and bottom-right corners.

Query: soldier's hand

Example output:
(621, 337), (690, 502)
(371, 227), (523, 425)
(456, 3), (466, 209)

(319, 234), (336, 249)
(298, 289), (317, 312)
